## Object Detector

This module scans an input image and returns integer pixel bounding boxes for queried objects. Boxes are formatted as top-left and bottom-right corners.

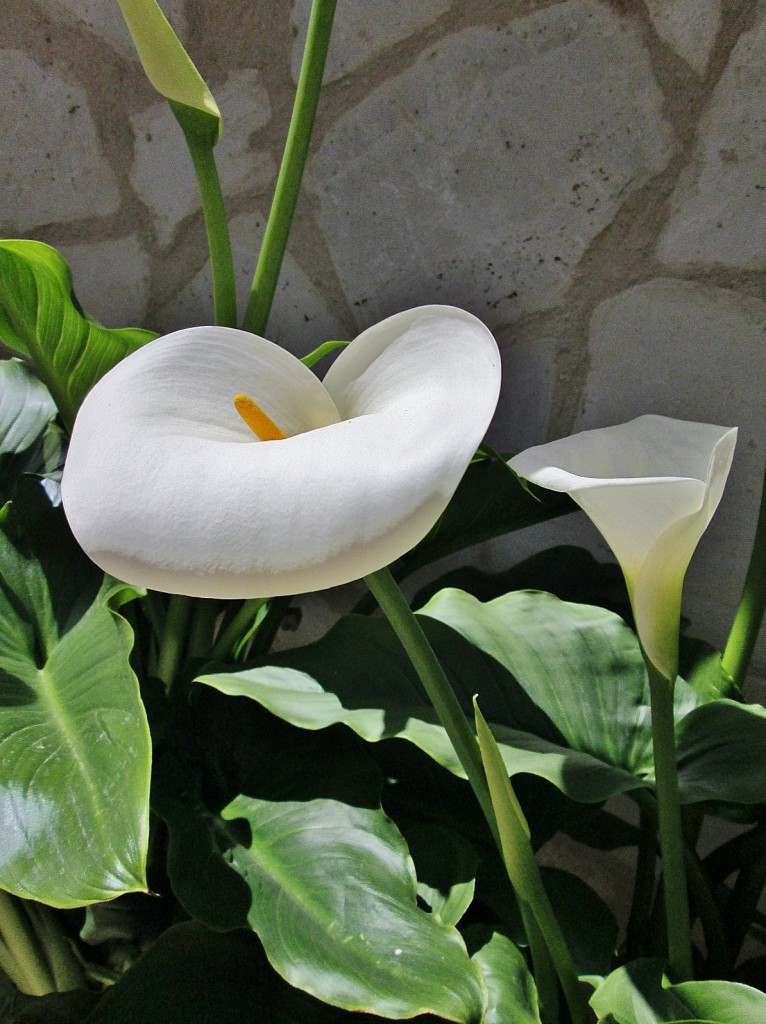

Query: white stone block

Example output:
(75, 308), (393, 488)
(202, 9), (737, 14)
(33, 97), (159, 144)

(644, 0), (720, 75)
(0, 50), (120, 230)
(154, 211), (345, 356)
(130, 69), (273, 247)
(657, 5), (766, 268)
(308, 1), (673, 331)
(40, 0), (187, 57)
(60, 235), (150, 329)
(291, 0), (451, 83)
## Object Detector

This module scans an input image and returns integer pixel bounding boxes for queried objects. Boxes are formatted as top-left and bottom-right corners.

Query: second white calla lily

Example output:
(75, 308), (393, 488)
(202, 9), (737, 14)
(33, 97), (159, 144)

(508, 415), (737, 681)
(62, 306), (500, 599)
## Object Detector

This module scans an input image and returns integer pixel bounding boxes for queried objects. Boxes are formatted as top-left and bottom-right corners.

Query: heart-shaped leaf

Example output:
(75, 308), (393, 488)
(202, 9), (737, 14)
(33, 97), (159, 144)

(0, 496), (150, 906)
(591, 958), (766, 1023)
(0, 241), (155, 427)
(221, 793), (486, 1021)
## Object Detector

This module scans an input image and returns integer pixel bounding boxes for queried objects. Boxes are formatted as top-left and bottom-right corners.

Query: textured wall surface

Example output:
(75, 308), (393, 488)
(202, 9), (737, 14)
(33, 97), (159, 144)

(2, 0), (764, 687)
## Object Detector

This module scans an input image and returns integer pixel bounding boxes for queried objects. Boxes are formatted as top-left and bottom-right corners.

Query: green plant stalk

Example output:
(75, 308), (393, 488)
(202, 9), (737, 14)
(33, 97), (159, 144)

(0, 890), (54, 996)
(722, 458), (766, 689)
(241, 0), (337, 335)
(156, 594), (193, 693)
(171, 102), (237, 328)
(625, 806), (657, 960)
(474, 699), (590, 1024)
(211, 597), (268, 661)
(364, 569), (496, 833)
(646, 660), (693, 980)
(365, 569), (589, 1024)
(25, 902), (85, 992)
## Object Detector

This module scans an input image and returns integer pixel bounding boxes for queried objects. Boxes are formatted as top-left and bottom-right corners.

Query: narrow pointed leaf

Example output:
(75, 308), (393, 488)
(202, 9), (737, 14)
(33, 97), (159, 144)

(0, 499), (150, 906)
(0, 242), (155, 427)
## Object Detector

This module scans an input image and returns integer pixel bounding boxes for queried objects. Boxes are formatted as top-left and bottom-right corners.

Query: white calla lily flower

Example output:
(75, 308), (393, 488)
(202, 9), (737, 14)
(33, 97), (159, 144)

(508, 415), (737, 681)
(62, 306), (500, 599)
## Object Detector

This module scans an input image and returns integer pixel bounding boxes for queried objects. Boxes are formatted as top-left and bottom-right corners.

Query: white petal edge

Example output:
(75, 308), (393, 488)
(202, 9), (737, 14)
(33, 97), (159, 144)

(62, 309), (500, 598)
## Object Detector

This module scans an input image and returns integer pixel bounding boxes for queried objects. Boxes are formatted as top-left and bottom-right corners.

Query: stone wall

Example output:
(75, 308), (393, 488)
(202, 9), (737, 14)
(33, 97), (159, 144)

(2, 0), (765, 688)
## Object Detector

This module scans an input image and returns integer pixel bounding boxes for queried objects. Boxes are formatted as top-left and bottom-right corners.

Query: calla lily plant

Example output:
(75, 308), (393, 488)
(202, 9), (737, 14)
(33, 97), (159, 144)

(509, 413), (738, 982)
(509, 414), (737, 682)
(62, 305), (501, 599)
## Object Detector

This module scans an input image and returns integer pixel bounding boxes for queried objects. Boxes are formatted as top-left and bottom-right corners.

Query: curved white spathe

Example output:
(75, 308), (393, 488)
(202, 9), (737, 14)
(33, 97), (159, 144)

(508, 415), (737, 681)
(62, 306), (501, 598)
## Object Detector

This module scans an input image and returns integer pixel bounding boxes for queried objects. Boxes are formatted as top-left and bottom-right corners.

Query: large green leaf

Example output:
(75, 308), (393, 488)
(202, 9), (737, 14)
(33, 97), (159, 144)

(395, 456), (575, 577)
(153, 691), (485, 1020)
(0, 360), (63, 506)
(0, 241), (155, 427)
(0, 360), (56, 455)
(221, 793), (486, 1021)
(0, 497), (150, 906)
(198, 594), (666, 805)
(590, 959), (766, 1023)
(200, 590), (766, 811)
(82, 920), (452, 1023)
(675, 700), (766, 805)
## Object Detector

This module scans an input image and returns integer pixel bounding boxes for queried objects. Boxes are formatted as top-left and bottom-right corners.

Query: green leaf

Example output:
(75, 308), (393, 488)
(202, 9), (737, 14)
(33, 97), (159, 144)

(0, 360), (56, 455)
(201, 590), (766, 813)
(199, 593), (666, 805)
(591, 959), (766, 1024)
(0, 976), (98, 1024)
(0, 361), (63, 505)
(0, 241), (156, 427)
(465, 926), (541, 1024)
(82, 920), (446, 1023)
(221, 793), (486, 1021)
(0, 497), (150, 907)
(541, 869), (618, 984)
(115, 0), (221, 141)
(396, 457), (576, 576)
(402, 823), (477, 927)
(675, 700), (766, 805)
(153, 690), (485, 1021)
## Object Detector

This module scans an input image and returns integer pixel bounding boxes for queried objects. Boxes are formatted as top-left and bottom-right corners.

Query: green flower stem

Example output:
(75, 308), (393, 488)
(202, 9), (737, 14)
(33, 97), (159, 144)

(474, 699), (590, 1024)
(188, 599), (220, 659)
(723, 459), (766, 690)
(625, 806), (657, 960)
(25, 903), (85, 992)
(646, 661), (693, 980)
(0, 890), (54, 995)
(365, 569), (590, 1024)
(211, 597), (267, 661)
(241, 0), (337, 336)
(363, 568), (495, 832)
(172, 104), (237, 328)
(156, 594), (193, 693)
